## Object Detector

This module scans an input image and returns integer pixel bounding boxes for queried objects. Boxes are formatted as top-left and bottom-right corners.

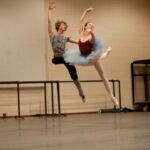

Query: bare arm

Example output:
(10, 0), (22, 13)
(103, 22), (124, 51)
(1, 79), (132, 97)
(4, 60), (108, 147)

(68, 38), (78, 44)
(79, 7), (94, 33)
(48, 2), (55, 34)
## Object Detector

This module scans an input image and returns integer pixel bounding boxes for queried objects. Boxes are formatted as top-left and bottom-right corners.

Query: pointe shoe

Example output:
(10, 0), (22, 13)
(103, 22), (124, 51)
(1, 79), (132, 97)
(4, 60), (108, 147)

(80, 95), (86, 103)
(107, 47), (112, 52)
(111, 96), (119, 106)
(100, 47), (112, 59)
(105, 47), (112, 56)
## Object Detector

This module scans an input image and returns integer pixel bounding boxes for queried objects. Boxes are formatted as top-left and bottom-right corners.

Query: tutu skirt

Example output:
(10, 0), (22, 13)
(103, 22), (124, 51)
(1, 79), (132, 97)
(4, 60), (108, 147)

(64, 36), (105, 66)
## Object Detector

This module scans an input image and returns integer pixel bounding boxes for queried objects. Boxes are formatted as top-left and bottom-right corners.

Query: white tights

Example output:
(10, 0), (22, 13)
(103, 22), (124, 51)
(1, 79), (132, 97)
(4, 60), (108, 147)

(94, 61), (119, 106)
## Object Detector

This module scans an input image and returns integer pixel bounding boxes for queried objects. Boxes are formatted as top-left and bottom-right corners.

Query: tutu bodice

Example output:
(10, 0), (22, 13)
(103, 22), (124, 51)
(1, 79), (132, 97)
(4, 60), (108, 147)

(64, 35), (105, 66)
(79, 40), (93, 56)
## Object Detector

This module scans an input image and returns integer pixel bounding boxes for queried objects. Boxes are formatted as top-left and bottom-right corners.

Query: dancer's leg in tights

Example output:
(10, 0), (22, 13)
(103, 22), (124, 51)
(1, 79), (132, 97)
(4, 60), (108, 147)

(94, 61), (119, 106)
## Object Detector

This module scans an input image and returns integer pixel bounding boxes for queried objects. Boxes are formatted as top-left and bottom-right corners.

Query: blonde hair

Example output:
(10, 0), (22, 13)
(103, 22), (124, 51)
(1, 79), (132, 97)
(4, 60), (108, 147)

(55, 20), (68, 31)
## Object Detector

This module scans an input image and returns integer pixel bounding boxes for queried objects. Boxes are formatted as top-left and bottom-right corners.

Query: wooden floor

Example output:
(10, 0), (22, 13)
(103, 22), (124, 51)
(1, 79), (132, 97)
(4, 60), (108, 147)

(0, 112), (150, 150)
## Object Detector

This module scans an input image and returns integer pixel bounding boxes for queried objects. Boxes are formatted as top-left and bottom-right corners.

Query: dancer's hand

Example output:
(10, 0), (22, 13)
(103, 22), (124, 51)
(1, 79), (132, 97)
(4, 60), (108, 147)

(85, 7), (95, 13)
(48, 1), (55, 34)
(48, 2), (55, 10)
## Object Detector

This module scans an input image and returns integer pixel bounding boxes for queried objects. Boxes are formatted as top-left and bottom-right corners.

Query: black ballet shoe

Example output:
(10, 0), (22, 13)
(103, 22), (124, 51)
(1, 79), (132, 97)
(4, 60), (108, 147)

(81, 95), (86, 103)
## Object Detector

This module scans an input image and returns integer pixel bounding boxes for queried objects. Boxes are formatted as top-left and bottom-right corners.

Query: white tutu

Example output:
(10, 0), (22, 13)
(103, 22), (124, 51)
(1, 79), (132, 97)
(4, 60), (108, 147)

(64, 36), (105, 66)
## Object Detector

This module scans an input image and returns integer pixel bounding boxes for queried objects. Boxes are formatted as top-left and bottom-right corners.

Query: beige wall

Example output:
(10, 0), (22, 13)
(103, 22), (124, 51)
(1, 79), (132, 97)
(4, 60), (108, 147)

(0, 0), (150, 116)
(0, 0), (46, 81)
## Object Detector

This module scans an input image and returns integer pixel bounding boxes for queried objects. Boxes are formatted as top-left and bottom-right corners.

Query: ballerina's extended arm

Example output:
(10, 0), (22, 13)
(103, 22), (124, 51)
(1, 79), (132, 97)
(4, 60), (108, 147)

(79, 7), (95, 33)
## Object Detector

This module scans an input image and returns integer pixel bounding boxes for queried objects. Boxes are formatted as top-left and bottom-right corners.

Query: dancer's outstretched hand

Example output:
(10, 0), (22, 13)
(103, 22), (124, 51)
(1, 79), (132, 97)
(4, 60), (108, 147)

(48, 1), (55, 10)
(85, 7), (95, 13)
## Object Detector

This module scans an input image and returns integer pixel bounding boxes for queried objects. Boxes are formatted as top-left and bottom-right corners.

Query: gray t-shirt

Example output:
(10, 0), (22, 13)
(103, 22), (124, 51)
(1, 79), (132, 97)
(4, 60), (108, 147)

(50, 33), (70, 54)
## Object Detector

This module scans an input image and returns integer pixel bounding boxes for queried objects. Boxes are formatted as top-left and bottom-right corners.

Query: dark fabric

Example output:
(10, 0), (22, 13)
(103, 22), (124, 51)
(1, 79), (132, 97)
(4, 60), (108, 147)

(52, 57), (78, 80)
(78, 40), (93, 56)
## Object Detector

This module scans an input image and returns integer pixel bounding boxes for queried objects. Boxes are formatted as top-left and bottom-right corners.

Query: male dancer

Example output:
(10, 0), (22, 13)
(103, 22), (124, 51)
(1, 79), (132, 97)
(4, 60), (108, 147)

(48, 2), (85, 102)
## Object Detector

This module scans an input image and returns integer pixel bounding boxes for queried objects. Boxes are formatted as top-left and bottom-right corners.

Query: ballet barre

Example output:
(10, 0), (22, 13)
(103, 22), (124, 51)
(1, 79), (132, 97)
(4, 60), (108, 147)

(0, 80), (121, 118)
(58, 80), (122, 110)
(0, 81), (59, 118)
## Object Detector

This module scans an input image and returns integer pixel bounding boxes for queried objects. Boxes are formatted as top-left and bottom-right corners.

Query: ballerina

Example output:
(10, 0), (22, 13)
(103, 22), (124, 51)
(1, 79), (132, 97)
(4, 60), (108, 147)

(64, 8), (119, 106)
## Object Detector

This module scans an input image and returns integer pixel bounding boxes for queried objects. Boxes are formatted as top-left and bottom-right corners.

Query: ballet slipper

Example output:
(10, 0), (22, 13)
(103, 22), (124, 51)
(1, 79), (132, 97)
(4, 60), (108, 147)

(111, 96), (119, 106)
(80, 95), (86, 103)
(100, 47), (112, 59)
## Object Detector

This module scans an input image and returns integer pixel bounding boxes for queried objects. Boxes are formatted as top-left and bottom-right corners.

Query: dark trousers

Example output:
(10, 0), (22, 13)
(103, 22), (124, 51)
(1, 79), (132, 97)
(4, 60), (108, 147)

(52, 57), (78, 80)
